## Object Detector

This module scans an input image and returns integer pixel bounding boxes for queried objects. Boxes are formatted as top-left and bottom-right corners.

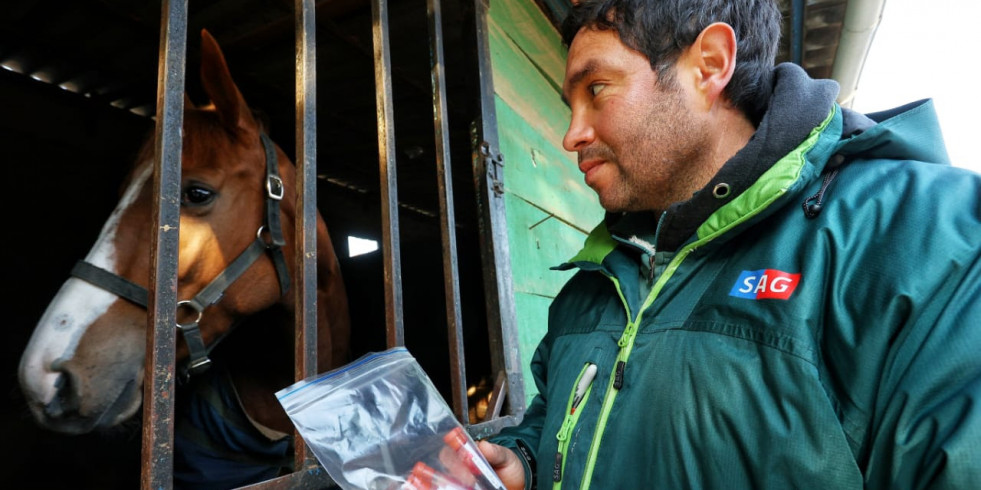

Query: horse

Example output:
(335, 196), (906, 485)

(17, 29), (351, 488)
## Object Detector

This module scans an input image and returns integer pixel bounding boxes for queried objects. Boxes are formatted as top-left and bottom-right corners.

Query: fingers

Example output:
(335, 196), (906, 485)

(437, 444), (478, 486)
(477, 441), (527, 490)
(477, 440), (510, 466)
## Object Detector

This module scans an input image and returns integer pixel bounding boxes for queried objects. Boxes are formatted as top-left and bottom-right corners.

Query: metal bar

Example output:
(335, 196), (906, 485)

(371, 0), (405, 348)
(237, 464), (335, 489)
(469, 0), (525, 420)
(426, 0), (469, 423)
(318, 17), (468, 122)
(466, 415), (522, 441)
(141, 0), (187, 488)
(293, 0), (319, 471)
(235, 5), (324, 488)
(483, 369), (507, 422)
(791, 0), (805, 66)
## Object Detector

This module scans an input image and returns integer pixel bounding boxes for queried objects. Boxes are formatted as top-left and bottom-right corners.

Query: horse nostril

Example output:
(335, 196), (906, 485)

(44, 372), (80, 419)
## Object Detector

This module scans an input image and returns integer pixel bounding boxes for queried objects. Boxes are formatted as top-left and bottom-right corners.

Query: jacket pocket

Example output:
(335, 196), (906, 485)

(552, 362), (599, 489)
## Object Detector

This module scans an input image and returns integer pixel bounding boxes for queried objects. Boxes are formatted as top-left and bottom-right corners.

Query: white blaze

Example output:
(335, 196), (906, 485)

(19, 163), (153, 405)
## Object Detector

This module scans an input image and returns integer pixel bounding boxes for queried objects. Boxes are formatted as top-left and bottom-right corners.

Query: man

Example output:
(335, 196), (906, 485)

(476, 0), (981, 488)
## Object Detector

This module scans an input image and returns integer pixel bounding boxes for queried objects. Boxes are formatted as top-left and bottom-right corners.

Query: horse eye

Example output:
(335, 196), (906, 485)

(181, 185), (216, 206)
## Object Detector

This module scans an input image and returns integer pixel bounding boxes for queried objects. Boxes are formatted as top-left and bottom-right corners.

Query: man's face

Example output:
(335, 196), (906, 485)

(562, 28), (711, 212)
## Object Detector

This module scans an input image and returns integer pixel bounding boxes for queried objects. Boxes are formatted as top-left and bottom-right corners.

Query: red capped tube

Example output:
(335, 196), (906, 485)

(409, 461), (469, 490)
(443, 427), (507, 490)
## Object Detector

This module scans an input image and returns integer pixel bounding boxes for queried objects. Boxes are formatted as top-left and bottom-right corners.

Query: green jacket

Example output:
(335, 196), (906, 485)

(490, 64), (981, 489)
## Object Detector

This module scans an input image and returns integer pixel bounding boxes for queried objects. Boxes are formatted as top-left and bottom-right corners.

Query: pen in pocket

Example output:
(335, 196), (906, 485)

(571, 363), (597, 414)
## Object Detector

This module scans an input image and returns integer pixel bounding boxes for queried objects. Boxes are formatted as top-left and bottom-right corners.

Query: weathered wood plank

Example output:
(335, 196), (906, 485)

(504, 194), (592, 403)
(513, 291), (554, 401)
(495, 96), (603, 232)
(488, 20), (571, 154)
(488, 0), (567, 89)
(504, 193), (588, 298)
(485, 0), (606, 402)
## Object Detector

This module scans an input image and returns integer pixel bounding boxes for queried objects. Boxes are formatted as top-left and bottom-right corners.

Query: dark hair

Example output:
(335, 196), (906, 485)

(561, 0), (781, 123)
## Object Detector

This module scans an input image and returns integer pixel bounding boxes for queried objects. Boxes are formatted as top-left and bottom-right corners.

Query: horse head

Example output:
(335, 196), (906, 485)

(18, 29), (350, 436)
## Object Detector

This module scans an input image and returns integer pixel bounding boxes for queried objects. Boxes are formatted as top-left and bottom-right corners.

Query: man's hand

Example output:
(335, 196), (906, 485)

(477, 441), (526, 490)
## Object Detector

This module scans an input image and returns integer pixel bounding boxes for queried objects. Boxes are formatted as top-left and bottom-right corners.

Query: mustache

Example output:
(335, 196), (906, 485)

(578, 145), (616, 164)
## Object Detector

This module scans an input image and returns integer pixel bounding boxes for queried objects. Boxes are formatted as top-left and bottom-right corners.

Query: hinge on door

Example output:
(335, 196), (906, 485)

(478, 140), (504, 195)
(470, 121), (505, 196)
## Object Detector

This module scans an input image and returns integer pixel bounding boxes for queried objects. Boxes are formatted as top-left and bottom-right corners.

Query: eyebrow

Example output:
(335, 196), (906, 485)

(561, 59), (599, 107)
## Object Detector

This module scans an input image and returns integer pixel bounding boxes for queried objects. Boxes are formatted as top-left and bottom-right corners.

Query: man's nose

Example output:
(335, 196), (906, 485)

(563, 111), (594, 152)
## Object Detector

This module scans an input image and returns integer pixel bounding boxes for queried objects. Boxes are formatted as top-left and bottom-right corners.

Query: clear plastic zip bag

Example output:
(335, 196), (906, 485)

(276, 347), (506, 490)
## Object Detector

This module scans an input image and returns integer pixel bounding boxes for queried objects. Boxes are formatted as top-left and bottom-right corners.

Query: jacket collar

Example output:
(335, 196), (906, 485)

(652, 62), (840, 252)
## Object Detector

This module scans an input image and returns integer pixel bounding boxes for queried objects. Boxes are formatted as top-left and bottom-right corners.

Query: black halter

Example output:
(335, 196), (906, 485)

(70, 132), (291, 381)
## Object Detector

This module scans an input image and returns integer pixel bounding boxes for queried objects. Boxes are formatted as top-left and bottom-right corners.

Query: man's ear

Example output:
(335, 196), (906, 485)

(685, 22), (737, 110)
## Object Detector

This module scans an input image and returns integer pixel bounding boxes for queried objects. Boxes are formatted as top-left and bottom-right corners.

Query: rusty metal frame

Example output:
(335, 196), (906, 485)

(426, 0), (469, 425)
(231, 0), (336, 487)
(142, 0), (185, 488)
(141, 0), (525, 486)
(463, 0), (526, 439)
(372, 0), (406, 349)
(141, 0), (336, 487)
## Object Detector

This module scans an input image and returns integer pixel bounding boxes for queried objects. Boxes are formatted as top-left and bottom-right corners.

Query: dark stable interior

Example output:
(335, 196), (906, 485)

(2, 0), (495, 487)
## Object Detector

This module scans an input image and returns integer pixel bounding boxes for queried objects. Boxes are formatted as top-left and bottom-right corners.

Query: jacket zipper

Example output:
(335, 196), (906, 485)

(578, 245), (698, 490)
(571, 106), (831, 489)
(648, 212), (666, 284)
(648, 254), (656, 284)
(552, 363), (598, 489)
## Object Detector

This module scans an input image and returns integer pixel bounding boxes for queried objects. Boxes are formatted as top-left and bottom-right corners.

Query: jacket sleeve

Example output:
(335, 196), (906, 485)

(487, 335), (552, 490)
(864, 250), (981, 489)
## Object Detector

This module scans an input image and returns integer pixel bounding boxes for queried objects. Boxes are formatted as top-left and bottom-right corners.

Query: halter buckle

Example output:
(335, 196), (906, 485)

(266, 175), (284, 200)
(187, 357), (212, 374)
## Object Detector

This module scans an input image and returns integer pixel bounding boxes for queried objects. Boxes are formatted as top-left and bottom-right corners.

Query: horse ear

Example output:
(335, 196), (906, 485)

(199, 29), (256, 132)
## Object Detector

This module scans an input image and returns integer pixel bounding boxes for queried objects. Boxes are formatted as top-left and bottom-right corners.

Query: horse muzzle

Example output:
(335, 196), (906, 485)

(20, 355), (144, 435)
(19, 280), (147, 434)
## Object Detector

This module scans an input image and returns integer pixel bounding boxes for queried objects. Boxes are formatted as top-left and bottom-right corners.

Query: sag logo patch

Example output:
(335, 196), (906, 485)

(729, 269), (801, 300)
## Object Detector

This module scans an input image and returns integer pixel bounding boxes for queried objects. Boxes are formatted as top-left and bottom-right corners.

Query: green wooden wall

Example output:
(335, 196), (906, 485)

(487, 0), (604, 403)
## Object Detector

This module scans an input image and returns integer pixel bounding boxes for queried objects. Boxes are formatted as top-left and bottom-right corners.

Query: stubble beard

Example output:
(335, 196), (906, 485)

(603, 84), (705, 213)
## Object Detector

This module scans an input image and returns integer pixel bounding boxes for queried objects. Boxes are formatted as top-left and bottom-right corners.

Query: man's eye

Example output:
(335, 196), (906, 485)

(589, 83), (606, 96)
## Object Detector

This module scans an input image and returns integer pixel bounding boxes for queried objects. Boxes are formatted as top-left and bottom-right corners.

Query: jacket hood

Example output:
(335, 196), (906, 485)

(835, 98), (950, 165)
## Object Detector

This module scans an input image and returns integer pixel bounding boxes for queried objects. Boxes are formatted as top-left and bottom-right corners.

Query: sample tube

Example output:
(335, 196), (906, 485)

(408, 461), (470, 490)
(443, 427), (507, 490)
